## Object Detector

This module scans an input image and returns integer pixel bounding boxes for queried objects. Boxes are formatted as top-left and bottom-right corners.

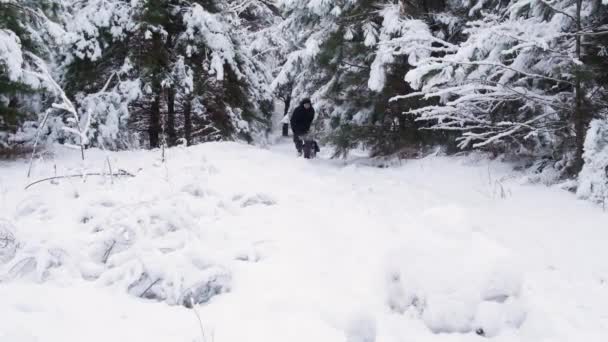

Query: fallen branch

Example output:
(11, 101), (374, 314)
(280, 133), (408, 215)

(140, 278), (161, 298)
(102, 240), (116, 264)
(24, 169), (135, 190)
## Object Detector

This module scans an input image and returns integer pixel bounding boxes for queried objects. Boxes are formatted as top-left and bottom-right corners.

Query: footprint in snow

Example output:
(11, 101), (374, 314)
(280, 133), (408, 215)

(181, 183), (208, 198)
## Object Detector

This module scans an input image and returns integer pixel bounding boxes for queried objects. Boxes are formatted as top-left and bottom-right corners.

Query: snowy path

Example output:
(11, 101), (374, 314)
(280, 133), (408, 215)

(1, 140), (608, 342)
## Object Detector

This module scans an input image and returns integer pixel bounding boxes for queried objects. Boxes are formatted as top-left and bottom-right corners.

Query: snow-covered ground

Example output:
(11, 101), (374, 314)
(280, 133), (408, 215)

(1, 140), (607, 342)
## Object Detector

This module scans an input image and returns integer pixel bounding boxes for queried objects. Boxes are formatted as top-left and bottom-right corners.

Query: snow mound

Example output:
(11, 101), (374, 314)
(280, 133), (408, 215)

(386, 231), (526, 337)
(85, 194), (232, 306)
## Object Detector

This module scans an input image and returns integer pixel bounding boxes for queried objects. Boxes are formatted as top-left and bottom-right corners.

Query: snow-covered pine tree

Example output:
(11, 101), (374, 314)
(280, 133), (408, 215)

(399, 0), (608, 174)
(175, 1), (276, 145)
(0, 0), (62, 152)
(60, 0), (138, 150)
(61, 0), (276, 149)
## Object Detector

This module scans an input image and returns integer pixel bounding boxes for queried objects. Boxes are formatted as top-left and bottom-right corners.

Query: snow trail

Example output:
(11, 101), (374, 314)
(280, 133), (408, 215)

(1, 140), (607, 342)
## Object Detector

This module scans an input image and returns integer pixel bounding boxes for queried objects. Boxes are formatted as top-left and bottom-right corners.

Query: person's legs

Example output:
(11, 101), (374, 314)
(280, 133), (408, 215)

(293, 134), (303, 154)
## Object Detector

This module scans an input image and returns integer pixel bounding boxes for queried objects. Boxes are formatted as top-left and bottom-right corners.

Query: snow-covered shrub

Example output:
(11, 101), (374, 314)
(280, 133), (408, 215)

(86, 194), (233, 306)
(1, 149), (235, 306)
(577, 119), (608, 204)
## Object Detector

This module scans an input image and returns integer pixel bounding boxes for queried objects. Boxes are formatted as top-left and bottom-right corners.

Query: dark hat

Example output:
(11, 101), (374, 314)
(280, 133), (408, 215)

(300, 98), (312, 105)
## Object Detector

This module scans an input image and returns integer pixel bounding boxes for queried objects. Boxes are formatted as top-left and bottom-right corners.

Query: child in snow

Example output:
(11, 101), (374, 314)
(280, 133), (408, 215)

(290, 98), (318, 158)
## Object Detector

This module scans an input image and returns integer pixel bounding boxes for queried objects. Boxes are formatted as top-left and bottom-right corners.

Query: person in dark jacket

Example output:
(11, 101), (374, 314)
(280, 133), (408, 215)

(290, 98), (315, 155)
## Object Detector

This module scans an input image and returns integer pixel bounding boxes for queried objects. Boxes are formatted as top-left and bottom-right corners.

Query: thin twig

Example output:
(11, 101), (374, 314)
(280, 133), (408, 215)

(190, 297), (208, 342)
(539, 0), (577, 22)
(106, 156), (114, 185)
(340, 60), (370, 70)
(102, 240), (116, 264)
(24, 170), (135, 190)
(27, 108), (52, 178)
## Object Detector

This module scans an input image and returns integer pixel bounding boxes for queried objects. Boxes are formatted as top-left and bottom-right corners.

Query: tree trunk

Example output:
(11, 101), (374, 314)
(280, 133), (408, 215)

(283, 95), (291, 116)
(282, 94), (291, 137)
(149, 94), (161, 148)
(184, 99), (192, 146)
(166, 87), (177, 146)
(573, 0), (587, 174)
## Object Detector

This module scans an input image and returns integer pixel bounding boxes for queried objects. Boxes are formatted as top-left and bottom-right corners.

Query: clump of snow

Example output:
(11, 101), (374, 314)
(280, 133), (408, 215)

(368, 5), (434, 92)
(0, 29), (24, 81)
(386, 229), (525, 336)
(63, 0), (134, 61)
(577, 119), (608, 204)
(183, 4), (238, 81)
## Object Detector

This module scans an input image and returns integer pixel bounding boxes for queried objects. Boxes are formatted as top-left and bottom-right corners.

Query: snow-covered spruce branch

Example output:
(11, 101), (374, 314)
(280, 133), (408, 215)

(464, 112), (555, 149)
(226, 0), (255, 15)
(573, 30), (608, 37)
(495, 32), (576, 60)
(2, 0), (47, 23)
(394, 79), (571, 112)
(395, 82), (565, 149)
(379, 35), (459, 52)
(416, 107), (557, 149)
(422, 58), (575, 86)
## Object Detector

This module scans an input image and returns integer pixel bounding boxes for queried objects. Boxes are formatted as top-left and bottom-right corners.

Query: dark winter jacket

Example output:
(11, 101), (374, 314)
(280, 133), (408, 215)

(290, 99), (315, 135)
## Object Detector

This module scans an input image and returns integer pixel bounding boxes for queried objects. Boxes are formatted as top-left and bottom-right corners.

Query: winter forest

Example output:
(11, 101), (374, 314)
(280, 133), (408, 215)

(2, 0), (608, 341)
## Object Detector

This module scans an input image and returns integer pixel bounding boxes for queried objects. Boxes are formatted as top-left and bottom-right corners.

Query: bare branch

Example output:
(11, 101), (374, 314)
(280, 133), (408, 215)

(25, 170), (135, 190)
(539, 0), (577, 22)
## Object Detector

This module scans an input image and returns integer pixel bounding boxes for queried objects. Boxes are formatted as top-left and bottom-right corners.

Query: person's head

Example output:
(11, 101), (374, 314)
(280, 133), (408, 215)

(301, 98), (312, 109)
